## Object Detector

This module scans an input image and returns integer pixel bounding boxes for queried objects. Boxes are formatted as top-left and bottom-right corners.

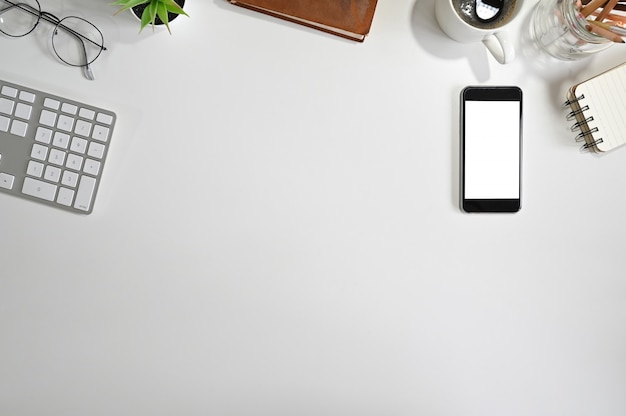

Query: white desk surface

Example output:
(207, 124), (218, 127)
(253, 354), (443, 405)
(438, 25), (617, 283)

(1, 0), (625, 414)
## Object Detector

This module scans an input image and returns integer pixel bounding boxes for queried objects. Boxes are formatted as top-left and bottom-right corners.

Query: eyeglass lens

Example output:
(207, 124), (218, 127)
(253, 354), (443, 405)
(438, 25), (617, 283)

(52, 17), (104, 67)
(0, 0), (41, 37)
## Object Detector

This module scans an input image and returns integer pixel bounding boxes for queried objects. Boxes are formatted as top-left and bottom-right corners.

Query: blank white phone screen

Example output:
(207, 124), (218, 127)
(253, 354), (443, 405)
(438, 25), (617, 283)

(464, 100), (520, 199)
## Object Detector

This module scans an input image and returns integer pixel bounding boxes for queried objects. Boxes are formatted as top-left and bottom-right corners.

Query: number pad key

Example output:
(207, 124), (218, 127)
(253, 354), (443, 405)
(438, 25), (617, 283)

(83, 159), (100, 176)
(61, 171), (79, 188)
(35, 127), (53, 144)
(31, 144), (48, 161)
(75, 119), (92, 137)
(52, 132), (70, 149)
(92, 125), (109, 142)
(22, 177), (57, 201)
(57, 114), (74, 132)
(74, 175), (96, 211)
(66, 154), (83, 171)
(70, 137), (88, 154)
(48, 149), (66, 166)
(26, 161), (44, 178)
(87, 142), (105, 159)
(61, 103), (77, 115)
(57, 187), (75, 206)
(44, 165), (62, 183)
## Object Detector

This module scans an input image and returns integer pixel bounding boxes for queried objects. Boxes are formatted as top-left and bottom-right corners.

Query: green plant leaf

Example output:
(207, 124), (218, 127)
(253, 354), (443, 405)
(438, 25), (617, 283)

(155, 1), (171, 34)
(112, 0), (148, 14)
(139, 1), (158, 32)
(113, 0), (188, 33)
(163, 0), (188, 16)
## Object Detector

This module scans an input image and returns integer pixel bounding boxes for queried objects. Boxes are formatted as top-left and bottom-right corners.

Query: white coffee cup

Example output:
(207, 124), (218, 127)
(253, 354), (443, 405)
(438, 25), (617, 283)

(435, 0), (523, 64)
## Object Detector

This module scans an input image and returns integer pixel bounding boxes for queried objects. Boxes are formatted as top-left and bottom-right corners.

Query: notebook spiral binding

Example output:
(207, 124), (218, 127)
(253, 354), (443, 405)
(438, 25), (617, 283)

(564, 93), (604, 151)
(563, 93), (584, 106)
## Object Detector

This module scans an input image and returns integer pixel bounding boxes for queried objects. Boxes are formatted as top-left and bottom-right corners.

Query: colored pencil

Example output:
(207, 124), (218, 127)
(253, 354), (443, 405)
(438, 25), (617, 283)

(587, 20), (625, 41)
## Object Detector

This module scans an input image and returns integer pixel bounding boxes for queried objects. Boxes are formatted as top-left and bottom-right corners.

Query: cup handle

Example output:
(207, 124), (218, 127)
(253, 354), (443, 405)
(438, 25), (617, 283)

(482, 32), (515, 64)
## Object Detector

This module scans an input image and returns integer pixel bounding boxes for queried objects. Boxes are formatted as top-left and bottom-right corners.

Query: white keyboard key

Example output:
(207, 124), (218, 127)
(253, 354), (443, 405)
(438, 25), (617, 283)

(26, 160), (44, 178)
(39, 109), (57, 126)
(0, 172), (15, 190)
(0, 97), (14, 115)
(74, 119), (92, 137)
(44, 165), (62, 183)
(15, 102), (32, 120)
(48, 148), (66, 166)
(22, 177), (57, 201)
(57, 187), (75, 206)
(10, 119), (28, 137)
(0, 115), (9, 132)
(66, 154), (83, 171)
(31, 143), (48, 161)
(96, 112), (113, 125)
(92, 124), (109, 142)
(70, 136), (87, 154)
(19, 91), (36, 103)
(43, 97), (60, 110)
(83, 158), (100, 176)
(62, 103), (78, 115)
(1, 86), (17, 98)
(57, 114), (74, 132)
(35, 126), (53, 144)
(61, 170), (79, 187)
(87, 142), (105, 159)
(74, 175), (96, 211)
(79, 108), (95, 120)
(52, 131), (70, 149)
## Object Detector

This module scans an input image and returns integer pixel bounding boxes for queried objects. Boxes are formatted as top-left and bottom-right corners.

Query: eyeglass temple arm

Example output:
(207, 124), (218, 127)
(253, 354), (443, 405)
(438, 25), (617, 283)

(42, 14), (98, 81)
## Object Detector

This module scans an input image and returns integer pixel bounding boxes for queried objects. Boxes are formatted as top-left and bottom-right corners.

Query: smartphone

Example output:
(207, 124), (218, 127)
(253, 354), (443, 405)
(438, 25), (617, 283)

(461, 86), (522, 213)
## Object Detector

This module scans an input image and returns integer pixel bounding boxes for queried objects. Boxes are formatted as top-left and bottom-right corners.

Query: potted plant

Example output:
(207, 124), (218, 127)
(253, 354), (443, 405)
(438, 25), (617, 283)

(113, 0), (188, 34)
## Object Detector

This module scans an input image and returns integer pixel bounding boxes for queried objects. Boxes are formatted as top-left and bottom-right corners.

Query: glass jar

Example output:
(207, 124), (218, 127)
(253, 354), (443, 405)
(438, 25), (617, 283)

(530, 0), (613, 60)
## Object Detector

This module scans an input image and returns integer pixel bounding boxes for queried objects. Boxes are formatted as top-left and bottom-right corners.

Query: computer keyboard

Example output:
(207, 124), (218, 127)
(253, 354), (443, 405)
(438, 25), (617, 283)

(0, 78), (116, 214)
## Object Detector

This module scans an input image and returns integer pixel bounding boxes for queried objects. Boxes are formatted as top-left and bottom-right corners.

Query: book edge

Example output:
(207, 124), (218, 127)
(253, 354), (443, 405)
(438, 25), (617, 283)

(229, 0), (375, 42)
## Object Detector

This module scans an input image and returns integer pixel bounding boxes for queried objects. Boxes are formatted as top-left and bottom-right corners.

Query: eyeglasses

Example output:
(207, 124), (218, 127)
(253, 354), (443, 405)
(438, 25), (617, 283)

(0, 0), (106, 80)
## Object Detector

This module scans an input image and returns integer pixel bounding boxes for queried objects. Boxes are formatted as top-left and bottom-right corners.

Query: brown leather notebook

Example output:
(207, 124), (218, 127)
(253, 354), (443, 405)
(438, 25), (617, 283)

(229, 0), (378, 42)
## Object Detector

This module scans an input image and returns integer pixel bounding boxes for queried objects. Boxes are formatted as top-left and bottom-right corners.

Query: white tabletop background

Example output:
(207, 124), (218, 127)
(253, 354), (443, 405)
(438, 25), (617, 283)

(1, 0), (625, 415)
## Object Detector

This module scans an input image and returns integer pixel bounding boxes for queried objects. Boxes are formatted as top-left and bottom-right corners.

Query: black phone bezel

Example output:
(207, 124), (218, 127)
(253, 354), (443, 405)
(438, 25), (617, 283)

(460, 86), (523, 213)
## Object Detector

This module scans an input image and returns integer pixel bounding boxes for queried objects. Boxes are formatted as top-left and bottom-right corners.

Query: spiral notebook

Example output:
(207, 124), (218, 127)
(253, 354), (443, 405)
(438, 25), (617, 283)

(565, 62), (626, 153)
